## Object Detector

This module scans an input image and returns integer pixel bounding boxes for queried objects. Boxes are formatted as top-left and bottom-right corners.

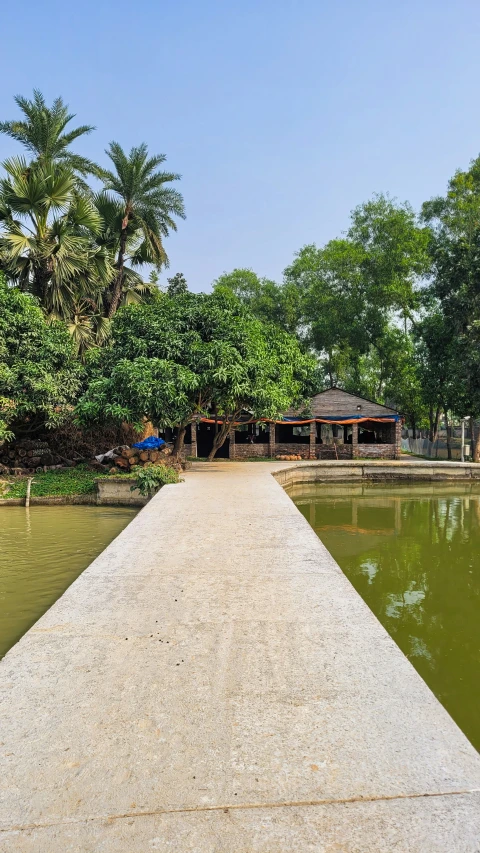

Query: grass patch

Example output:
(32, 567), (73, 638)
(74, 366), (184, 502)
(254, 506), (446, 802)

(0, 465), (109, 499)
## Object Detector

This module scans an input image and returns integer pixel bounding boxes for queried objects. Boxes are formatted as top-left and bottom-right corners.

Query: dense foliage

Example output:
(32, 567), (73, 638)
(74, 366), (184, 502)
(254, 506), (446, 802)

(216, 188), (480, 456)
(76, 290), (316, 459)
(134, 464), (181, 496)
(0, 274), (80, 441)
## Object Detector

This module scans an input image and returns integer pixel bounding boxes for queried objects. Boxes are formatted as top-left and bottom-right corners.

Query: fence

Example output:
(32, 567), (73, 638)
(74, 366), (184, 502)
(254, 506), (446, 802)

(401, 438), (470, 460)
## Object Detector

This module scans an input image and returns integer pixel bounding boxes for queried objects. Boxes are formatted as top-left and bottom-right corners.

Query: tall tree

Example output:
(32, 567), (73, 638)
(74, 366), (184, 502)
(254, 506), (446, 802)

(213, 268), (302, 334)
(422, 156), (480, 458)
(347, 194), (431, 331)
(0, 90), (101, 183)
(166, 272), (188, 297)
(0, 156), (112, 321)
(101, 142), (185, 317)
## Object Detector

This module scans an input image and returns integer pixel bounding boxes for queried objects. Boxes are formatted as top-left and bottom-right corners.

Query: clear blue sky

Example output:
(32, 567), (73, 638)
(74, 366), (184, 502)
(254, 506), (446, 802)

(1, 0), (480, 291)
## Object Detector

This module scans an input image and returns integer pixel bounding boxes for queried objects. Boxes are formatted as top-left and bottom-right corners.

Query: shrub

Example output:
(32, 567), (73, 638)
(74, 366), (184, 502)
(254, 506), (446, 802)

(133, 464), (181, 496)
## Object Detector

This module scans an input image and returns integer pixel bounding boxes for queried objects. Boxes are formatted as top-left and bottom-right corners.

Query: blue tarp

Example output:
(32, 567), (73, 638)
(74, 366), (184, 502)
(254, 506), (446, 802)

(132, 436), (166, 450)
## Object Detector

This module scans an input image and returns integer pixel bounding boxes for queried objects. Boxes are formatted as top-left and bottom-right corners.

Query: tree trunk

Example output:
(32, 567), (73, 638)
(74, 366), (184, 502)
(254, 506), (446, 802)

(173, 425), (187, 460)
(108, 226), (128, 318)
(327, 357), (334, 389)
(207, 421), (231, 461)
(444, 409), (452, 460)
(429, 406), (440, 446)
(428, 407), (434, 443)
(411, 417), (417, 440)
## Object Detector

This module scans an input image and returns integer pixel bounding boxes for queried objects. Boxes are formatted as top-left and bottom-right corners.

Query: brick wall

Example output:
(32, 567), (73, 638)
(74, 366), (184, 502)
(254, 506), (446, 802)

(273, 443), (311, 459)
(228, 441), (395, 460)
(233, 443), (270, 458)
(316, 444), (352, 459)
(355, 443), (396, 459)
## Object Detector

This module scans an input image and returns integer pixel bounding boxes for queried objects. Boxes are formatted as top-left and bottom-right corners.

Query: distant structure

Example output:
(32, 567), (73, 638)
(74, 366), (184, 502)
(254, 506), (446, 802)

(182, 388), (402, 460)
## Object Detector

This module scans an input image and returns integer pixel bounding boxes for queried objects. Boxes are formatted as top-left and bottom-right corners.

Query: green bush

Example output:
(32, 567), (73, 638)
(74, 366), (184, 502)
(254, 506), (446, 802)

(133, 464), (181, 496)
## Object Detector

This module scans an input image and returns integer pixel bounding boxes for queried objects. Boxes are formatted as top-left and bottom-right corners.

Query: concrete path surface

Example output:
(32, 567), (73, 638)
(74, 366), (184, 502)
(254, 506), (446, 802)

(1, 461), (479, 851)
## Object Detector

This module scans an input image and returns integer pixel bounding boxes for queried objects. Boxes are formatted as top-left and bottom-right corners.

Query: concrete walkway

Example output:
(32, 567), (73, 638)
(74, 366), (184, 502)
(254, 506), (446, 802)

(1, 462), (479, 851)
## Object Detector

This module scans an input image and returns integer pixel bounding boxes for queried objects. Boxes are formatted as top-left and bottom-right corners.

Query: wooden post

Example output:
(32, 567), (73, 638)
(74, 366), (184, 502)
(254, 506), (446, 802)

(352, 422), (359, 459)
(25, 477), (34, 508)
(309, 421), (316, 459)
(269, 422), (276, 458)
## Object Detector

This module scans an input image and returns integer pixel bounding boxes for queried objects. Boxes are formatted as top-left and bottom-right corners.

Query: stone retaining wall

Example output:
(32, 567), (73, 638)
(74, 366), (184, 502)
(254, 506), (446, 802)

(273, 459), (480, 488)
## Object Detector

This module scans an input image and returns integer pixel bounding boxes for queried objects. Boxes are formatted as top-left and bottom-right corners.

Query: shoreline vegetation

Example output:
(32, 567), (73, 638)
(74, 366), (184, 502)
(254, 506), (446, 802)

(0, 462), (181, 502)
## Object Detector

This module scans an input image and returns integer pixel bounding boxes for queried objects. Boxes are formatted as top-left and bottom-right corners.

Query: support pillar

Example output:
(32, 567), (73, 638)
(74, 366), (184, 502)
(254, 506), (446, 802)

(352, 422), (359, 459)
(394, 420), (402, 460)
(190, 422), (198, 458)
(309, 421), (316, 459)
(229, 427), (236, 460)
(269, 423), (276, 459)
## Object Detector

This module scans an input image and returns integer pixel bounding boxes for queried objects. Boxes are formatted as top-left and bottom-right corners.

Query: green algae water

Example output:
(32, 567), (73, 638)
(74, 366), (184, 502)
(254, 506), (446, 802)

(0, 505), (137, 659)
(291, 482), (480, 751)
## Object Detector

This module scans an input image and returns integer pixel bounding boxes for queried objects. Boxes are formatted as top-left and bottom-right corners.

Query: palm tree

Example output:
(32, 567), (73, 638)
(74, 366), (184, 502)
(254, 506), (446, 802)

(66, 302), (111, 359)
(101, 142), (185, 317)
(0, 156), (112, 318)
(0, 90), (101, 183)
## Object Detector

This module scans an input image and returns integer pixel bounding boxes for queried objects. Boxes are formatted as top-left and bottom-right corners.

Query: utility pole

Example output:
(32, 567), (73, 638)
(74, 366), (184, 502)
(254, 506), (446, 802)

(461, 418), (466, 463)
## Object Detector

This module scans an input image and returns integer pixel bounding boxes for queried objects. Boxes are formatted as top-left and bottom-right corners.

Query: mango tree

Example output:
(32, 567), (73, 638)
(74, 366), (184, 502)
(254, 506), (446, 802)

(76, 290), (316, 459)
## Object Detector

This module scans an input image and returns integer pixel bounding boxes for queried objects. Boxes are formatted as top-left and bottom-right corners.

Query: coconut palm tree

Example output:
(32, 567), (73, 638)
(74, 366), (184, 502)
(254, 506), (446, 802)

(0, 90), (101, 183)
(0, 156), (112, 318)
(101, 142), (185, 317)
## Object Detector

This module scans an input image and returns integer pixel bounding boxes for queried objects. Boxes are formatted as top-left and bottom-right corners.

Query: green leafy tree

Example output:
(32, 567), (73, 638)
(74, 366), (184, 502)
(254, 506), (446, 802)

(283, 196), (430, 394)
(0, 275), (81, 441)
(0, 90), (101, 184)
(166, 272), (188, 297)
(76, 291), (316, 460)
(347, 194), (431, 330)
(213, 268), (302, 334)
(284, 240), (380, 386)
(422, 157), (480, 458)
(101, 142), (185, 317)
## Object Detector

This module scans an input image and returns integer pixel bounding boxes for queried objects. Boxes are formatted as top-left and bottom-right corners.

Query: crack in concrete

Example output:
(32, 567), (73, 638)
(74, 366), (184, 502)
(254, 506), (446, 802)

(2, 788), (479, 833)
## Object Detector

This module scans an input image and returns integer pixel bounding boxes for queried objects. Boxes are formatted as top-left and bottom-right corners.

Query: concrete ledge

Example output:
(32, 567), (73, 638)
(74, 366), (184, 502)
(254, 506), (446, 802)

(0, 478), (147, 507)
(95, 476), (147, 506)
(272, 459), (480, 487)
(0, 461), (479, 850)
(0, 494), (97, 507)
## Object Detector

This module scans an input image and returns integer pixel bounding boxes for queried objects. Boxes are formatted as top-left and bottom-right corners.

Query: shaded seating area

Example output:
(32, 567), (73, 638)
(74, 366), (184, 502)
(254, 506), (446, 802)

(188, 388), (402, 460)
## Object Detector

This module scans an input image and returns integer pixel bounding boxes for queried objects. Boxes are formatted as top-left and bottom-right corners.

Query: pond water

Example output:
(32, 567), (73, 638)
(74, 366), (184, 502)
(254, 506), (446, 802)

(0, 505), (137, 659)
(291, 482), (480, 751)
